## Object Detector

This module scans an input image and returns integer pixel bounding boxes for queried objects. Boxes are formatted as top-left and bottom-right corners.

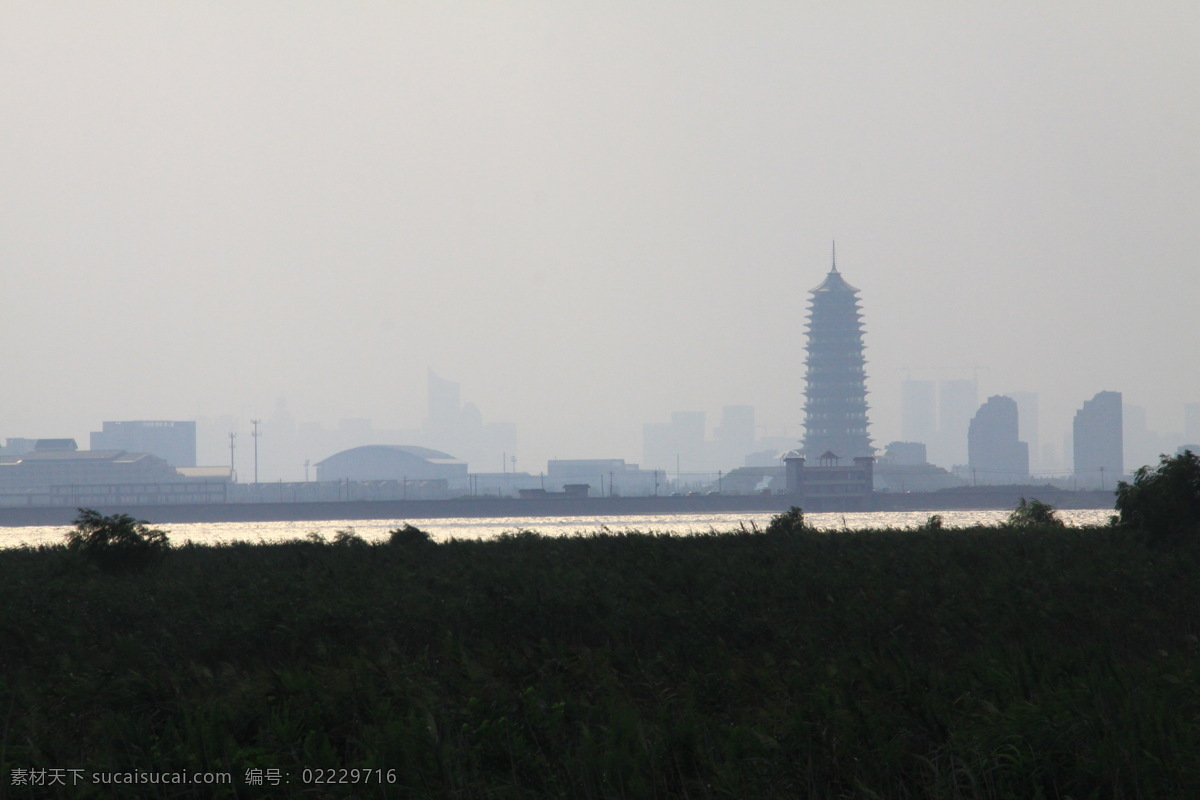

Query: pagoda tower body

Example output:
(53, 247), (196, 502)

(802, 252), (873, 459)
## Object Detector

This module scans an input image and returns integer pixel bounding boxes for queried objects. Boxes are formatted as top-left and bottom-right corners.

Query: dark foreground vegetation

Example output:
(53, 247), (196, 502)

(2, 453), (1199, 799)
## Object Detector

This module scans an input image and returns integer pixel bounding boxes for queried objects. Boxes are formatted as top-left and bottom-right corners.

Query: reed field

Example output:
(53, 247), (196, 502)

(2, 509), (1199, 798)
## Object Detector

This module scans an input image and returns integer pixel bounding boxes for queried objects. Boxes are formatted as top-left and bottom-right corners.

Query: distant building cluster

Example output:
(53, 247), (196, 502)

(642, 406), (791, 480)
(894, 382), (1128, 490)
(191, 371), (519, 484)
(422, 370), (517, 472)
(1, 253), (1196, 509)
(788, 251), (1155, 501)
(899, 378), (980, 468)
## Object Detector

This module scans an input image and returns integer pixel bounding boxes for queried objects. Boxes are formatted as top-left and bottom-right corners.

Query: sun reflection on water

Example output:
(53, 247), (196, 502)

(0, 509), (1116, 550)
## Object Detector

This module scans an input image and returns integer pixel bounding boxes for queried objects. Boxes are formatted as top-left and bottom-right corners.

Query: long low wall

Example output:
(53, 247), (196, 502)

(874, 487), (1116, 512)
(0, 488), (1116, 528)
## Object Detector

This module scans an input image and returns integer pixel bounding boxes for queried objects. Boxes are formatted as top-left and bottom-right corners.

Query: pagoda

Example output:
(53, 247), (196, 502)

(801, 246), (873, 459)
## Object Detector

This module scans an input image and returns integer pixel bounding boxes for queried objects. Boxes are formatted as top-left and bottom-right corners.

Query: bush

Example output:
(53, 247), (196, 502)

(65, 508), (170, 573)
(765, 506), (806, 535)
(332, 528), (368, 547)
(389, 523), (434, 548)
(1006, 497), (1065, 529)
(1116, 450), (1200, 542)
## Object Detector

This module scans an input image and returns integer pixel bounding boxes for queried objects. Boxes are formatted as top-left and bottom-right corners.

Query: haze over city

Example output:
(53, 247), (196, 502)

(3, 2), (1198, 480)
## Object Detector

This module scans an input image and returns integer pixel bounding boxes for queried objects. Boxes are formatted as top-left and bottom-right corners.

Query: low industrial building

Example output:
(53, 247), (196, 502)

(469, 472), (544, 497)
(518, 484), (590, 499)
(873, 441), (962, 493)
(783, 451), (875, 510)
(545, 459), (663, 496)
(0, 439), (226, 506)
(720, 465), (786, 494)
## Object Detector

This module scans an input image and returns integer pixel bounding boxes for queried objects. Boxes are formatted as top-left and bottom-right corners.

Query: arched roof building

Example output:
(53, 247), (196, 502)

(314, 445), (468, 483)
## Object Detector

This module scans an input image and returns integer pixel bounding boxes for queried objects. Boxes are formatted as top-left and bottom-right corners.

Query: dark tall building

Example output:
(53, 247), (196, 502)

(1073, 391), (1123, 489)
(967, 395), (1029, 484)
(802, 252), (872, 459)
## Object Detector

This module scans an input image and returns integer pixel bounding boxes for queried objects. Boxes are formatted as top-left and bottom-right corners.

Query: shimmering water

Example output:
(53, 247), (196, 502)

(0, 509), (1116, 549)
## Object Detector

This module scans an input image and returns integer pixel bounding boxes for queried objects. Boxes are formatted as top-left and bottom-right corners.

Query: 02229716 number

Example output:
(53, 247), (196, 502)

(301, 768), (398, 784)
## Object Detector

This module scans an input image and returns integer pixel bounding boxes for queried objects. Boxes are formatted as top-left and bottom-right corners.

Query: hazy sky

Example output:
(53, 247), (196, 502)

(3, 2), (1198, 470)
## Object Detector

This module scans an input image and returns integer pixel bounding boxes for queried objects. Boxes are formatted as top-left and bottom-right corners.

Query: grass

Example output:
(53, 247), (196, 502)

(1, 522), (1199, 798)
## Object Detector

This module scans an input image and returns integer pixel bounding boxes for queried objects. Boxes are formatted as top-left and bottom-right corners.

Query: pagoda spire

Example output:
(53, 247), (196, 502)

(831, 240), (838, 273)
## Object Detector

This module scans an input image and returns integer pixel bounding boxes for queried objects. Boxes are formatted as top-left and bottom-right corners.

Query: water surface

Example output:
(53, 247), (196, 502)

(0, 509), (1116, 549)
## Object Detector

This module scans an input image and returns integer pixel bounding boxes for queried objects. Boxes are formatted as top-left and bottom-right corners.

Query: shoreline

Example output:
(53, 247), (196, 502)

(0, 487), (1115, 527)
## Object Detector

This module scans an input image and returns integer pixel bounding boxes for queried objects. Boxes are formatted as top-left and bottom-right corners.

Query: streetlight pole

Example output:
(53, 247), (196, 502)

(251, 419), (261, 485)
(228, 432), (237, 483)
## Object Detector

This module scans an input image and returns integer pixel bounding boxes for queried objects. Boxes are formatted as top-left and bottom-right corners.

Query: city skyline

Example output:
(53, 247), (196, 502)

(2, 3), (1197, 473)
(6, 378), (1193, 486)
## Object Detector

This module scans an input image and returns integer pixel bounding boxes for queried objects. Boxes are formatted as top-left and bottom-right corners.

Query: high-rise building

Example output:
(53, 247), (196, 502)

(714, 405), (756, 469)
(671, 411), (706, 454)
(715, 405), (754, 448)
(426, 369), (462, 436)
(1073, 391), (1123, 489)
(901, 380), (937, 445)
(642, 411), (707, 475)
(801, 251), (872, 459)
(932, 379), (978, 467)
(1007, 391), (1040, 470)
(1122, 403), (1160, 474)
(420, 370), (517, 470)
(967, 396), (1029, 484)
(1185, 403), (1200, 443)
(644, 406), (778, 474)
